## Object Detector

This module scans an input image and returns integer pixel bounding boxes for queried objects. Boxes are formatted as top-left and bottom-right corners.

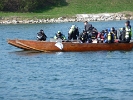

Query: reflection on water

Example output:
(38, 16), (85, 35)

(8, 50), (59, 56)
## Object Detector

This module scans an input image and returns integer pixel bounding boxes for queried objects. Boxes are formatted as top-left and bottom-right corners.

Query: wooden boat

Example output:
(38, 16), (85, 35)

(7, 39), (133, 52)
(7, 39), (31, 50)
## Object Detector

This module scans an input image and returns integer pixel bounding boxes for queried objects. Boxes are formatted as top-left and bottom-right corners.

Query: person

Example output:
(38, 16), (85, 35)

(84, 21), (93, 33)
(107, 29), (114, 43)
(119, 27), (126, 43)
(119, 20), (132, 43)
(111, 27), (117, 40)
(103, 29), (114, 43)
(97, 30), (105, 43)
(37, 29), (47, 41)
(68, 25), (79, 40)
(79, 30), (91, 43)
(103, 29), (108, 43)
(125, 20), (132, 43)
(91, 27), (98, 39)
(54, 31), (66, 40)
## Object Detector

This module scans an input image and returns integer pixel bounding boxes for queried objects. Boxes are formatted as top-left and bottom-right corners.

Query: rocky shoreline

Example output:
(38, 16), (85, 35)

(0, 13), (132, 24)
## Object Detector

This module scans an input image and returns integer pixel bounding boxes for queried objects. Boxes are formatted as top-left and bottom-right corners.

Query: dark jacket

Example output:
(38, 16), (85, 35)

(119, 29), (126, 43)
(84, 24), (93, 33)
(37, 31), (47, 41)
(68, 27), (79, 40)
(79, 32), (89, 43)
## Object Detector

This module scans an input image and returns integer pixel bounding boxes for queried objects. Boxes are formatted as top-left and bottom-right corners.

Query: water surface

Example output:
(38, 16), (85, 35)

(0, 21), (133, 100)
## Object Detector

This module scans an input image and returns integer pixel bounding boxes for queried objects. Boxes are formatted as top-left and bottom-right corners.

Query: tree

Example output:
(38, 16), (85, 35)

(2, 0), (21, 12)
(0, 0), (5, 11)
(22, 0), (38, 12)
(0, 0), (68, 12)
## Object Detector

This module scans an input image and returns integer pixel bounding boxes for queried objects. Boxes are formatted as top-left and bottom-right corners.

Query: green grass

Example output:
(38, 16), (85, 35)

(0, 0), (133, 19)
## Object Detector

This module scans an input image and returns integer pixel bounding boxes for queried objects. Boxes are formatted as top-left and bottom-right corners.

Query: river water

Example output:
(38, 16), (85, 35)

(0, 21), (133, 100)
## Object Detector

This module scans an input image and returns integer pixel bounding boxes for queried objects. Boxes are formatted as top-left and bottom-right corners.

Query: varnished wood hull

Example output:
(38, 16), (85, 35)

(7, 39), (31, 50)
(7, 39), (133, 52)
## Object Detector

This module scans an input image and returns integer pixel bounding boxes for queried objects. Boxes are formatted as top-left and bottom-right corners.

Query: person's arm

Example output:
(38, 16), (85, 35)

(84, 25), (86, 31)
(44, 34), (47, 38)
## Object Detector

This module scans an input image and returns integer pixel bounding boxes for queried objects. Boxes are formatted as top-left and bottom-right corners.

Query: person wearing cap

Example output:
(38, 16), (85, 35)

(37, 29), (47, 41)
(125, 20), (132, 43)
(54, 31), (66, 40)
(68, 25), (79, 40)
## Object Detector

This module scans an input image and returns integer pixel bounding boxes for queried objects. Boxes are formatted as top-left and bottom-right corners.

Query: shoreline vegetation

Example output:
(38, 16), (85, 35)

(1, 0), (133, 24)
(0, 12), (133, 24)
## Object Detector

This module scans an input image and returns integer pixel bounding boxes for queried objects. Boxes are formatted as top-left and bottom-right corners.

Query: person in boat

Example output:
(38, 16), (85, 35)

(119, 27), (126, 43)
(84, 21), (93, 33)
(54, 31), (66, 40)
(125, 20), (132, 43)
(119, 20), (132, 43)
(103, 29), (114, 43)
(111, 27), (117, 40)
(103, 29), (108, 43)
(79, 30), (91, 43)
(91, 27), (98, 39)
(108, 29), (114, 43)
(97, 30), (105, 43)
(37, 29), (47, 41)
(68, 25), (79, 40)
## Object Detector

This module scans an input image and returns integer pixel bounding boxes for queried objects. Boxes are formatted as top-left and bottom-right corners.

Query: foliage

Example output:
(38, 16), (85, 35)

(0, 0), (66, 12)
(0, 0), (133, 19)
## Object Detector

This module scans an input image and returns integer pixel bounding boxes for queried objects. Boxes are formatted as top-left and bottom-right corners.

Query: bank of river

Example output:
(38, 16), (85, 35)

(0, 12), (133, 24)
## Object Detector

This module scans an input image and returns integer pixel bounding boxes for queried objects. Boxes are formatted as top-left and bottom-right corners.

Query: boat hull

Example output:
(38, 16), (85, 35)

(7, 39), (31, 50)
(7, 39), (133, 52)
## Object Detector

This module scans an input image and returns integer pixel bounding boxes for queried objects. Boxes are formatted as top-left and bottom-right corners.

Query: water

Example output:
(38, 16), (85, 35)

(0, 21), (133, 100)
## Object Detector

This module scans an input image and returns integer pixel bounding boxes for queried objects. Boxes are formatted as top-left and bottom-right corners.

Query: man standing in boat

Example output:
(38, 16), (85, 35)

(125, 20), (132, 43)
(84, 21), (97, 42)
(119, 20), (132, 43)
(84, 21), (93, 33)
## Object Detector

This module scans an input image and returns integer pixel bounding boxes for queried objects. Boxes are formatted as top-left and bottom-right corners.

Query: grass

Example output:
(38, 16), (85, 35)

(0, 0), (133, 19)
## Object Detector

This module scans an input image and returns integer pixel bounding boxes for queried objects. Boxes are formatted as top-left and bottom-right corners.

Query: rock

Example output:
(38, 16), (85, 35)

(0, 13), (132, 24)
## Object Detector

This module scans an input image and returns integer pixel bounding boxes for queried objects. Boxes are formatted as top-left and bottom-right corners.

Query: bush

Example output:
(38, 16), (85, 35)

(0, 0), (65, 12)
